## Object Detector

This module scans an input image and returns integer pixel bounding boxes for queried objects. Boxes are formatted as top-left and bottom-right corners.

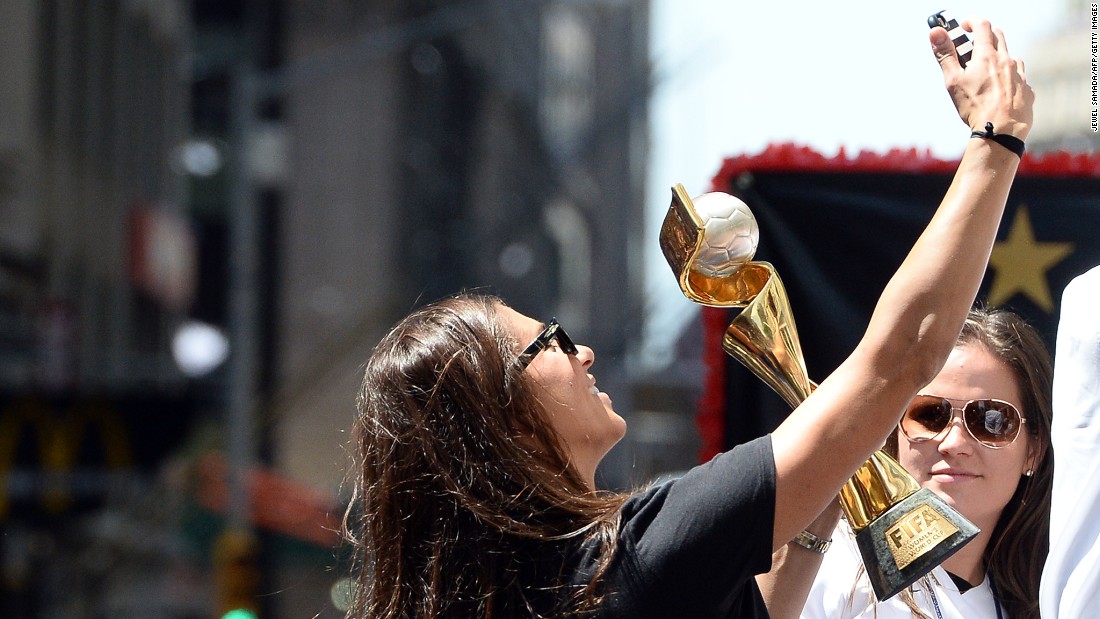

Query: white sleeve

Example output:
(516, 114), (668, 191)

(1039, 265), (1100, 619)
(801, 521), (873, 619)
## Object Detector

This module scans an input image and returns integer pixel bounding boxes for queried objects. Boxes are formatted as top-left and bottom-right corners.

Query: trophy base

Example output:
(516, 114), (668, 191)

(854, 487), (979, 601)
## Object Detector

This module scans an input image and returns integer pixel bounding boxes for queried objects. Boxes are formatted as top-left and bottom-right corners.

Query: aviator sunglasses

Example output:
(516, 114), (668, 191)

(899, 394), (1027, 449)
(515, 318), (578, 371)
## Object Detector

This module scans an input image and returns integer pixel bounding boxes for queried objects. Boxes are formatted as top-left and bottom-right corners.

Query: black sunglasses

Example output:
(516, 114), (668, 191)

(899, 394), (1027, 449)
(515, 318), (578, 370)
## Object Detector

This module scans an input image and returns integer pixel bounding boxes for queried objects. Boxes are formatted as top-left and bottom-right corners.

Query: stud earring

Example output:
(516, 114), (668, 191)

(1024, 469), (1034, 477)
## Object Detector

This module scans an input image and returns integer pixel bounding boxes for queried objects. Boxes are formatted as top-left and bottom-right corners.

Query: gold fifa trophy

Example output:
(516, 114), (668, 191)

(660, 184), (977, 601)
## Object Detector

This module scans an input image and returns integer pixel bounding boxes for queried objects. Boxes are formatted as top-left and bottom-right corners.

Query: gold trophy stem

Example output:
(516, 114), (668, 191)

(719, 265), (922, 530)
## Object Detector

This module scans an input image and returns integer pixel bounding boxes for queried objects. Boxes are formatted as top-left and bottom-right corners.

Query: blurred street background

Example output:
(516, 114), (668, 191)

(0, 1), (1093, 617)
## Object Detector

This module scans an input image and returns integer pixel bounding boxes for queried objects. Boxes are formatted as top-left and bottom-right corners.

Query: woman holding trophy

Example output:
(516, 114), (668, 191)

(343, 16), (1033, 619)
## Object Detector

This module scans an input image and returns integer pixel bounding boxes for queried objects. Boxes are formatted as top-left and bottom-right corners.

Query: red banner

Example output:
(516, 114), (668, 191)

(697, 144), (1100, 459)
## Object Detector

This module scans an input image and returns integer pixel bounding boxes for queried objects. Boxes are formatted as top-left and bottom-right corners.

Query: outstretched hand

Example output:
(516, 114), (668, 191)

(931, 18), (1034, 141)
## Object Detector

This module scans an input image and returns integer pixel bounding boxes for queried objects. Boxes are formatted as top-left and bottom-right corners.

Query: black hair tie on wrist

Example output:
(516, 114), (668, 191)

(971, 121), (1025, 158)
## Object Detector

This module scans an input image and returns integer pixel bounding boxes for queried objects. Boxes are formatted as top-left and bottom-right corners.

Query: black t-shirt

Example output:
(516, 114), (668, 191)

(570, 435), (776, 618)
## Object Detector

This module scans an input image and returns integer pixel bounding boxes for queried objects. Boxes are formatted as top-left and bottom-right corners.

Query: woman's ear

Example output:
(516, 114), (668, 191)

(1023, 437), (1040, 477)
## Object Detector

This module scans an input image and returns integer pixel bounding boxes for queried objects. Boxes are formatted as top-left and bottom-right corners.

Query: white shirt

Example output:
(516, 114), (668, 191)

(802, 520), (1001, 619)
(1039, 265), (1100, 619)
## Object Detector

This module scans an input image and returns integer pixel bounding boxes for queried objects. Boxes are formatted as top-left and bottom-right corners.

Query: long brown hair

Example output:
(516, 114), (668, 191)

(344, 293), (629, 617)
(882, 307), (1053, 619)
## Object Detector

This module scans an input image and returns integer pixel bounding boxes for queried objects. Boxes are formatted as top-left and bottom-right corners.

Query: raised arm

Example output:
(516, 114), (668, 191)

(766, 19), (1033, 555)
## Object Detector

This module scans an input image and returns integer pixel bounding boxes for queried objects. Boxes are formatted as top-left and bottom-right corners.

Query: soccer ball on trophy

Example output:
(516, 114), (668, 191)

(690, 192), (760, 278)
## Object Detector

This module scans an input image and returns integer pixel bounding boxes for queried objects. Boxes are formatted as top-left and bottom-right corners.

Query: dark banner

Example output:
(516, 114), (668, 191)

(698, 145), (1100, 456)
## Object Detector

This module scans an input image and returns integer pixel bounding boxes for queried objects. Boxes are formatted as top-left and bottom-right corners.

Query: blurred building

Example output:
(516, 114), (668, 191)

(0, 2), (191, 389)
(0, 0), (200, 617)
(1026, 0), (1100, 153)
(268, 0), (650, 488)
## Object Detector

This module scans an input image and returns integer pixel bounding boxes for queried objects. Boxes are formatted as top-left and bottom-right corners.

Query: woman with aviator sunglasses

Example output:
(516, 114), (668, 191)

(345, 17), (1034, 619)
(794, 308), (1053, 619)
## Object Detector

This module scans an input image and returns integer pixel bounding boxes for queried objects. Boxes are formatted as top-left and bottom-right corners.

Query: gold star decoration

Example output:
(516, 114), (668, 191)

(987, 205), (1074, 312)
